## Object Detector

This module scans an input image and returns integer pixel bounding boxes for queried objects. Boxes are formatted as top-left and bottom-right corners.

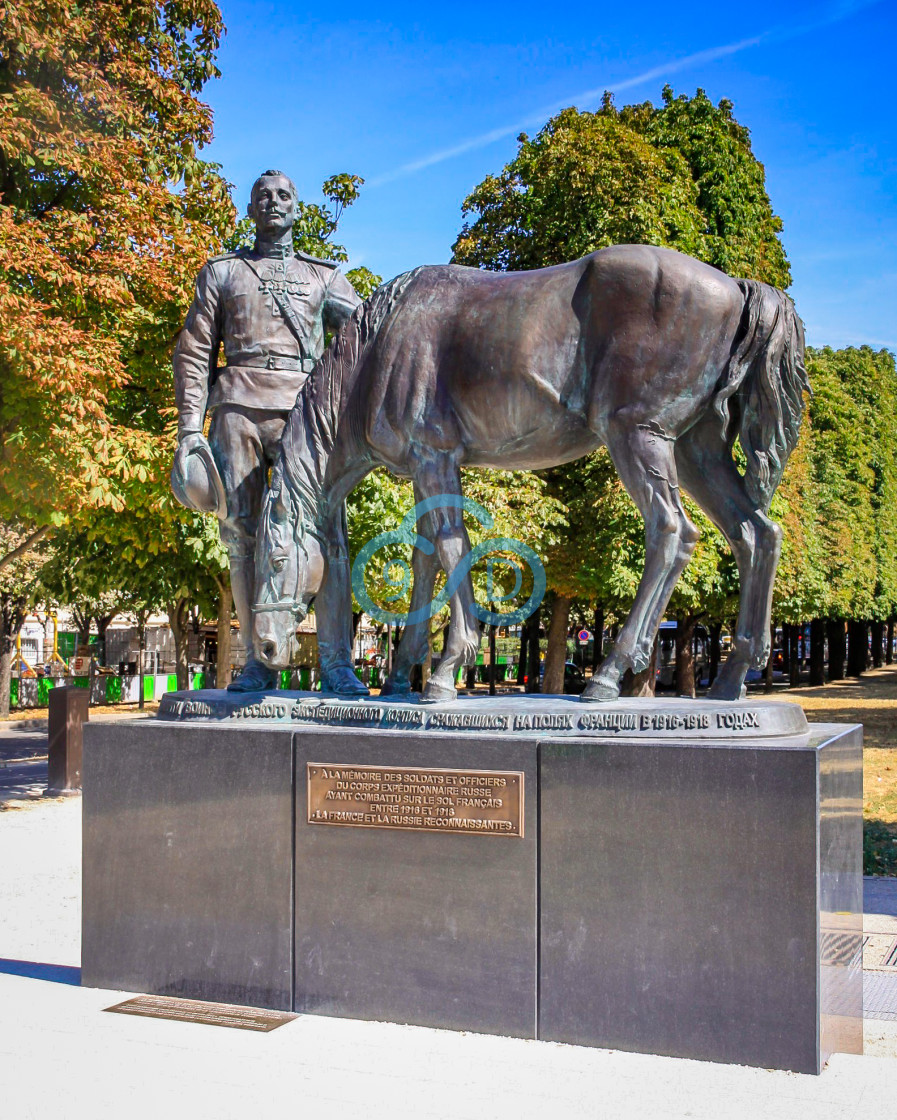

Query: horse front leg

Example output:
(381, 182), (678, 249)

(316, 503), (369, 696)
(584, 423), (699, 702)
(381, 522), (442, 697)
(403, 455), (481, 704)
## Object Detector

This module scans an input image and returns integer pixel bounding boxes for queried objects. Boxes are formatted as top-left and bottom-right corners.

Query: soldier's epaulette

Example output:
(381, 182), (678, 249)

(207, 249), (247, 264)
(294, 250), (339, 269)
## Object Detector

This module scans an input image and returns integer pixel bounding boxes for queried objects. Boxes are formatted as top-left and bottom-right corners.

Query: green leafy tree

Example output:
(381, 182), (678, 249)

(803, 346), (897, 630)
(624, 86), (791, 288)
(452, 89), (796, 693)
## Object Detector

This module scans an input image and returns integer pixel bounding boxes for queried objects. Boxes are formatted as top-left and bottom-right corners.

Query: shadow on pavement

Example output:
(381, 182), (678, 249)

(0, 958), (81, 985)
(0, 759), (48, 803)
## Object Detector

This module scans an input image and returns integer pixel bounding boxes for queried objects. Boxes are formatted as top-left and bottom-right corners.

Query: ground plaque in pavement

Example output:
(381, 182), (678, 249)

(105, 994), (296, 1032)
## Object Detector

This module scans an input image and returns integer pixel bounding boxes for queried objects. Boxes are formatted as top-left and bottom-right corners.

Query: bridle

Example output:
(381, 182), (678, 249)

(251, 551), (312, 620)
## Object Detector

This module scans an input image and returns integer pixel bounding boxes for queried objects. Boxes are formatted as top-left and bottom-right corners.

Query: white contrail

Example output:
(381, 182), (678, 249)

(366, 0), (886, 189)
(367, 37), (759, 188)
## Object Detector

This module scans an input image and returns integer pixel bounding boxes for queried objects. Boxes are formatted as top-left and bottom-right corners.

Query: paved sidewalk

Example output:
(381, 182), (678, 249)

(1, 799), (896, 1120)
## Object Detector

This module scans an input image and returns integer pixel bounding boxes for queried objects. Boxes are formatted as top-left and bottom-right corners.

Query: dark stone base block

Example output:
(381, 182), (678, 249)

(82, 714), (862, 1072)
(539, 724), (863, 1073)
(293, 731), (538, 1036)
(82, 722), (293, 1010)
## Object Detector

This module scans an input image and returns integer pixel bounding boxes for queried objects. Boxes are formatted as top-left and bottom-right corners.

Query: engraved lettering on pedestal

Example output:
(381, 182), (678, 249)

(638, 711), (711, 732)
(307, 763), (524, 837)
(427, 712), (511, 732)
(716, 710), (760, 731)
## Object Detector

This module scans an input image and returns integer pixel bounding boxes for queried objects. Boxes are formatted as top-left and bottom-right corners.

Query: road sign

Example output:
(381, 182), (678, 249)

(578, 629), (592, 644)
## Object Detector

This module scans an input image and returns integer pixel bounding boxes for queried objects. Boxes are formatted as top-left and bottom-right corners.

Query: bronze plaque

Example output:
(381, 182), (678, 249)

(104, 994), (295, 1032)
(307, 762), (524, 837)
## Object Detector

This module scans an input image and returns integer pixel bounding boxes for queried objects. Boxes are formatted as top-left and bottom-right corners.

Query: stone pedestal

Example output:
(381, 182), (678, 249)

(82, 693), (862, 1073)
(538, 725), (863, 1072)
(82, 723), (293, 1009)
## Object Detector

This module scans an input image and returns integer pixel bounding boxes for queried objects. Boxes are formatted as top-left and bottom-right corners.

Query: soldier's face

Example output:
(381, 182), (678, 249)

(249, 176), (296, 239)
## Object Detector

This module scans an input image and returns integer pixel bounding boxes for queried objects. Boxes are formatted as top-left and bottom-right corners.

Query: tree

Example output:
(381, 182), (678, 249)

(0, 519), (47, 716)
(453, 88), (792, 691)
(624, 86), (791, 288)
(796, 346), (897, 679)
(346, 466), (563, 683)
(0, 0), (235, 550)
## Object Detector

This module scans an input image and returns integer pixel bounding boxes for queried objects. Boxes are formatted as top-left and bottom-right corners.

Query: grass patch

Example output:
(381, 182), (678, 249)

(770, 667), (897, 876)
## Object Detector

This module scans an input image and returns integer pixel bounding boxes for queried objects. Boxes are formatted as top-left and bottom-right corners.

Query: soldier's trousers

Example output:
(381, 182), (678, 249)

(208, 405), (288, 661)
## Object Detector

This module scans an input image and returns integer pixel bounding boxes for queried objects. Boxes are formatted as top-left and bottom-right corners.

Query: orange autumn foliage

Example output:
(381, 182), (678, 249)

(0, 0), (235, 531)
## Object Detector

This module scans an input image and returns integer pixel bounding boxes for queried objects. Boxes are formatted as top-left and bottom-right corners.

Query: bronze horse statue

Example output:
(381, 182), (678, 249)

(251, 245), (807, 703)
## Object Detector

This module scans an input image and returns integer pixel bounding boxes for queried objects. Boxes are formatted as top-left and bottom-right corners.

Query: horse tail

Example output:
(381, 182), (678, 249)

(713, 279), (808, 510)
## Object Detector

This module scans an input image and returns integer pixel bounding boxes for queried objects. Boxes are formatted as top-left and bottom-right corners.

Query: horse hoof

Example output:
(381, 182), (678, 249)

(581, 677), (620, 703)
(707, 680), (747, 701)
(380, 678), (411, 698)
(421, 682), (457, 704)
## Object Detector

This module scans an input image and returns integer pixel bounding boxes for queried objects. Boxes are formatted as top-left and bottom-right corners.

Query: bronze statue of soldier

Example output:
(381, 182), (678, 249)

(171, 169), (367, 694)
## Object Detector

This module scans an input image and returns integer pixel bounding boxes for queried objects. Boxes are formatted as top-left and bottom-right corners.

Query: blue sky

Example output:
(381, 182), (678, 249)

(203, 0), (896, 351)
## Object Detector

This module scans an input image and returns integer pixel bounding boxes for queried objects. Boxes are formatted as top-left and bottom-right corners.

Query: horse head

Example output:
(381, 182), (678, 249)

(252, 465), (325, 671)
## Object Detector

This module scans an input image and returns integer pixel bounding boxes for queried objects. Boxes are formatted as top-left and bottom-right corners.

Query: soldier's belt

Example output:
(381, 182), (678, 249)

(225, 355), (307, 372)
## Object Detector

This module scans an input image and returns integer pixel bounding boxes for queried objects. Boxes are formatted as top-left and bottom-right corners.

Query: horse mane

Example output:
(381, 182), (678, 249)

(275, 266), (426, 531)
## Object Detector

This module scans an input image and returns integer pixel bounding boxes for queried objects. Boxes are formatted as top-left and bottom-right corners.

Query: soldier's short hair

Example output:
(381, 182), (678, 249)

(248, 170), (299, 212)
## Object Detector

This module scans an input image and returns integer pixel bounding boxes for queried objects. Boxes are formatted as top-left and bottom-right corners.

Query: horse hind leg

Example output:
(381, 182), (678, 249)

(674, 414), (783, 701)
(583, 421), (700, 702)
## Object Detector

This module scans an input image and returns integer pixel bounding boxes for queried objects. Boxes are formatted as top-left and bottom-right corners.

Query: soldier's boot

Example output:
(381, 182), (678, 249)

(226, 551), (278, 693)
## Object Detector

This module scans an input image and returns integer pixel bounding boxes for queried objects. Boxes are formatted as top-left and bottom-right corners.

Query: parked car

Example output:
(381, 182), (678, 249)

(530, 661), (587, 694)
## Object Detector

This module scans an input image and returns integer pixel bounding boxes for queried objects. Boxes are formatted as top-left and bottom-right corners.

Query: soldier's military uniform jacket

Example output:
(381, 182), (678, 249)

(173, 245), (361, 433)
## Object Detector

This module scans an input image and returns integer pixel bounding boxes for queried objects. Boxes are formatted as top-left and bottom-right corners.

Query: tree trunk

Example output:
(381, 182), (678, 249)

(871, 620), (884, 669)
(764, 621), (776, 693)
(524, 606), (542, 693)
(621, 635), (657, 697)
(887, 618), (895, 665)
(215, 575), (233, 688)
(516, 624), (528, 686)
(0, 602), (22, 718)
(675, 614), (697, 697)
(809, 618), (825, 686)
(827, 620), (845, 680)
(789, 624), (801, 688)
(168, 598), (191, 691)
(0, 632), (11, 718)
(592, 605), (605, 672)
(543, 595), (572, 695)
(137, 609), (147, 711)
(73, 606), (91, 651)
(94, 611), (119, 668)
(423, 624), (435, 689)
(707, 622), (722, 687)
(846, 619), (868, 678)
(488, 620), (497, 696)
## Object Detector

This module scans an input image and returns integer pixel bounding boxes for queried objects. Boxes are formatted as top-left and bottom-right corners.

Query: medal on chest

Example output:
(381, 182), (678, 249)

(256, 262), (311, 314)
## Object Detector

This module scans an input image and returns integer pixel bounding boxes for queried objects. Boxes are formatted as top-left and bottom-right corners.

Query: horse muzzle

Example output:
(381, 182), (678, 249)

(253, 611), (301, 670)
